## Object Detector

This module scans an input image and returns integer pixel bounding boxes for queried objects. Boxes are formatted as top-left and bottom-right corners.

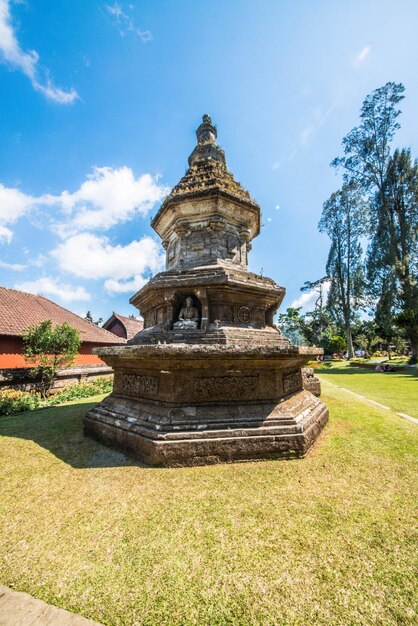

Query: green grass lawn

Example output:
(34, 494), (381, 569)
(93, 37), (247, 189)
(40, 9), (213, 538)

(1, 390), (417, 626)
(317, 361), (418, 418)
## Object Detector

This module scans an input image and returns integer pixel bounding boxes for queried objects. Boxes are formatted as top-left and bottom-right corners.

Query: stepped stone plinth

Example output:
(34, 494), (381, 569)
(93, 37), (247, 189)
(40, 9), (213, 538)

(84, 115), (328, 466)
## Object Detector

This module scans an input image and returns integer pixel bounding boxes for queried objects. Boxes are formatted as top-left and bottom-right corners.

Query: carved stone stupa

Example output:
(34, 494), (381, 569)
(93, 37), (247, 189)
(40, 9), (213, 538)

(84, 115), (328, 466)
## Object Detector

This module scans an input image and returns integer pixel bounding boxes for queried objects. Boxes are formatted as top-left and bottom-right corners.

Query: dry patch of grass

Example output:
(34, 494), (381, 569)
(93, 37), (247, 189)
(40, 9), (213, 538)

(0, 391), (417, 626)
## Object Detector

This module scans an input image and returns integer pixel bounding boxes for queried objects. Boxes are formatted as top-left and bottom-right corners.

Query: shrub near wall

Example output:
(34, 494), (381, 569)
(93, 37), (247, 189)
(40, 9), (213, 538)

(44, 376), (113, 405)
(0, 376), (114, 417)
(0, 389), (40, 416)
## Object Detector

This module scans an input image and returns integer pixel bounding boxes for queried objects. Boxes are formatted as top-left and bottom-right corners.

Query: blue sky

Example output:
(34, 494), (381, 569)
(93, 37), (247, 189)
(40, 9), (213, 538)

(1, 0), (417, 321)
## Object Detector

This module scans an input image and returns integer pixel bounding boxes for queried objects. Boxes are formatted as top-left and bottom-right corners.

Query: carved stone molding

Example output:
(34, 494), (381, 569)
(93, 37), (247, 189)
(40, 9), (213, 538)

(119, 373), (160, 397)
(194, 375), (258, 401)
(237, 305), (251, 323)
(239, 227), (252, 242)
(209, 217), (226, 232)
(174, 221), (190, 237)
(283, 371), (302, 395)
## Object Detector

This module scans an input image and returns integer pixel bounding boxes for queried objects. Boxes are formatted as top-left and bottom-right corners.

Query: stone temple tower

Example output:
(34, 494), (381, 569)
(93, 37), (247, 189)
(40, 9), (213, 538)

(84, 115), (328, 466)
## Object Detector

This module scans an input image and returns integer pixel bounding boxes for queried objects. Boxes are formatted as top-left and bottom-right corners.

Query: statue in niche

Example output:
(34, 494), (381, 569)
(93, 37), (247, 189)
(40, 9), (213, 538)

(173, 296), (200, 330)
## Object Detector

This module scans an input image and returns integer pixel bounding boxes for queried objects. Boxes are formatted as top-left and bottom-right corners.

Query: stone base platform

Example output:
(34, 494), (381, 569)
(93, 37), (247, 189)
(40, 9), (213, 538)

(85, 390), (328, 467)
(84, 344), (328, 467)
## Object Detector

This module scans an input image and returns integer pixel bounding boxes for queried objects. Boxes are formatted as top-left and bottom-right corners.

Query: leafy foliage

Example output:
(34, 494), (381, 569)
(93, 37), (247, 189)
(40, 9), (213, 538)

(319, 181), (367, 357)
(277, 307), (306, 345)
(0, 377), (114, 417)
(43, 376), (114, 406)
(0, 389), (40, 416)
(23, 320), (81, 397)
(327, 82), (418, 362)
(325, 335), (347, 354)
(332, 82), (405, 192)
(368, 148), (418, 360)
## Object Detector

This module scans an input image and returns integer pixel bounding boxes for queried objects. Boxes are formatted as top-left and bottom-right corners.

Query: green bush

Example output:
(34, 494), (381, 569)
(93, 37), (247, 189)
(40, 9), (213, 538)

(23, 320), (81, 398)
(43, 376), (114, 406)
(0, 376), (114, 416)
(326, 335), (347, 354)
(0, 389), (40, 416)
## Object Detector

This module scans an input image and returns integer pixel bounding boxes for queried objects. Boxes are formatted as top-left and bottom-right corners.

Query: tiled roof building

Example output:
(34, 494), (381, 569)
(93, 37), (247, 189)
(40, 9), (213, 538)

(0, 286), (123, 369)
(102, 312), (143, 341)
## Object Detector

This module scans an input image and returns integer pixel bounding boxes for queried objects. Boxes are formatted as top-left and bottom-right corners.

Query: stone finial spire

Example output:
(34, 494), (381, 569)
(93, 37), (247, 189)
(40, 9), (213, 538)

(188, 114), (226, 167)
(196, 114), (217, 144)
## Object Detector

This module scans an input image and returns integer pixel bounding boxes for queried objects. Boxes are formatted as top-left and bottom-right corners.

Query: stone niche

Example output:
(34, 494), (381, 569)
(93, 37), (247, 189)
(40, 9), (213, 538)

(84, 115), (328, 466)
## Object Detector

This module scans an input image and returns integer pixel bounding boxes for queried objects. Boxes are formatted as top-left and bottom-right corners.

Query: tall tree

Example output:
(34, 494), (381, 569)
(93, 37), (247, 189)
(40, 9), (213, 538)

(368, 149), (418, 360)
(332, 82), (405, 195)
(331, 82), (418, 360)
(319, 182), (367, 358)
(300, 277), (331, 343)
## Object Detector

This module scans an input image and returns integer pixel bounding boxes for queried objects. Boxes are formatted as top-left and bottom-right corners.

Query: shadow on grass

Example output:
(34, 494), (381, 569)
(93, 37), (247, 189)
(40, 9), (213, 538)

(0, 397), (143, 470)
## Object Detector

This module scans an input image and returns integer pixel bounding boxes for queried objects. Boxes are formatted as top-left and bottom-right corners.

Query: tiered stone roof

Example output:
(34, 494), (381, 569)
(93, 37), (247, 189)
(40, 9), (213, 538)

(165, 159), (258, 207)
(154, 115), (259, 221)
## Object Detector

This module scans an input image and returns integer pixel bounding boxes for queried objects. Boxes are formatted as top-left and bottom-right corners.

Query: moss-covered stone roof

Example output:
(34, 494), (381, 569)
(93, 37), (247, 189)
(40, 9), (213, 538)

(164, 159), (258, 207)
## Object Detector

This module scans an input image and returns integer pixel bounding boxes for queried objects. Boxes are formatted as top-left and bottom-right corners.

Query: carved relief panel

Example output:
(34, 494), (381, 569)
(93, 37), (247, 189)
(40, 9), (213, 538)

(114, 372), (160, 398)
(194, 375), (259, 402)
(283, 370), (302, 395)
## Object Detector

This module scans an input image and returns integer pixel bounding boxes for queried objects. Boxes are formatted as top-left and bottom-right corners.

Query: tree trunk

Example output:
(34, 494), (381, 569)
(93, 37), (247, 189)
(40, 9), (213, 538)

(409, 334), (418, 364)
(346, 327), (354, 359)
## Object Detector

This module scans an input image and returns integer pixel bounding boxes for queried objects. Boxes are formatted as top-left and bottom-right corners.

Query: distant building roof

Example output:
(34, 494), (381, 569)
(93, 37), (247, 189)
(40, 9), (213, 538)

(102, 312), (143, 341)
(0, 286), (123, 344)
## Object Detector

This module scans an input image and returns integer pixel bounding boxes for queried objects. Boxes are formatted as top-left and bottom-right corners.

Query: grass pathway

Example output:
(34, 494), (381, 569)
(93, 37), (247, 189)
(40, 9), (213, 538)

(316, 362), (418, 419)
(318, 376), (418, 425)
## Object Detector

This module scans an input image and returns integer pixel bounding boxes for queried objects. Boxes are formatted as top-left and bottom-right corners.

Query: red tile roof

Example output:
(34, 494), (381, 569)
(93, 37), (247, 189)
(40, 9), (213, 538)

(0, 286), (124, 344)
(103, 312), (144, 341)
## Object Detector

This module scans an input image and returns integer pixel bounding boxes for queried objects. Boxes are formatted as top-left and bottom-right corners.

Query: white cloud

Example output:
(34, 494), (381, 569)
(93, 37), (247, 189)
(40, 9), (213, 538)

(51, 233), (165, 292)
(299, 104), (335, 146)
(272, 149), (296, 171)
(47, 166), (167, 235)
(0, 260), (26, 270)
(290, 290), (319, 311)
(0, 225), (13, 243)
(272, 90), (344, 170)
(297, 87), (347, 150)
(104, 276), (147, 293)
(0, 166), (167, 242)
(290, 280), (331, 313)
(352, 45), (370, 68)
(0, 0), (78, 103)
(31, 253), (47, 268)
(106, 3), (152, 42)
(14, 276), (91, 302)
(0, 181), (34, 243)
(0, 182), (35, 228)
